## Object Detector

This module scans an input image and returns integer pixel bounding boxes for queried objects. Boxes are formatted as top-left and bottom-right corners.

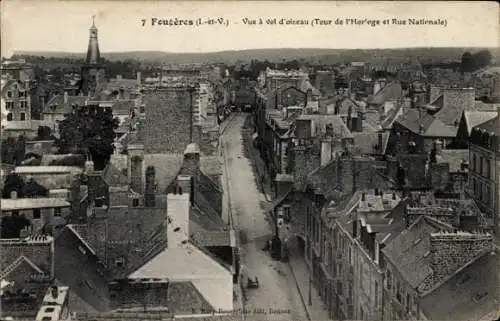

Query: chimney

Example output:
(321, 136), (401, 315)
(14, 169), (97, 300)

(117, 75), (122, 81)
(64, 91), (69, 104)
(430, 231), (493, 283)
(182, 143), (200, 176)
(433, 139), (443, 156)
(10, 190), (18, 199)
(166, 192), (190, 248)
(176, 175), (193, 204)
(339, 153), (354, 194)
(136, 71), (142, 86)
(321, 141), (332, 167)
(51, 286), (58, 299)
(145, 166), (156, 207)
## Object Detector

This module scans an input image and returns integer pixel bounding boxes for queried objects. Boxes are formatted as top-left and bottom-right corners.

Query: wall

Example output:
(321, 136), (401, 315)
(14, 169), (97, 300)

(192, 277), (233, 312)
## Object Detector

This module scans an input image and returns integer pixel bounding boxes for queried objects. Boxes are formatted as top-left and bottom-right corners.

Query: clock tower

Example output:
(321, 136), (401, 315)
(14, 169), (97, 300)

(80, 16), (105, 97)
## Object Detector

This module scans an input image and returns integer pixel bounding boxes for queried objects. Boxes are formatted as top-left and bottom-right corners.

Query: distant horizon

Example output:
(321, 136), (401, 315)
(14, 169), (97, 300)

(2, 1), (497, 58)
(9, 45), (499, 56)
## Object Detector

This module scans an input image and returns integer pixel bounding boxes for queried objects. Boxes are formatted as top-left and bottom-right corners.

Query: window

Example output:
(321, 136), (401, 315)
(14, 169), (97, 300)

(479, 157), (483, 175)
(486, 159), (491, 178)
(115, 257), (125, 268)
(7, 91), (12, 98)
(386, 270), (392, 289)
(6, 101), (14, 109)
(472, 154), (476, 172)
(133, 198), (139, 207)
(20, 113), (25, 120)
(6, 113), (12, 121)
(20, 101), (26, 109)
(54, 208), (61, 217)
(33, 209), (41, 219)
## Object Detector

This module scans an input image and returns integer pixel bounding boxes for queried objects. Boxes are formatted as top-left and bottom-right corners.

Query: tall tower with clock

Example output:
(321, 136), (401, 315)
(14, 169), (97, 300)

(80, 16), (105, 97)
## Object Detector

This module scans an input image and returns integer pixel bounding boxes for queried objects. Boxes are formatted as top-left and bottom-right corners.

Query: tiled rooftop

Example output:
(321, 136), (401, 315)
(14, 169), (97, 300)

(419, 251), (499, 321)
(0, 236), (54, 278)
(44, 95), (88, 114)
(382, 216), (453, 290)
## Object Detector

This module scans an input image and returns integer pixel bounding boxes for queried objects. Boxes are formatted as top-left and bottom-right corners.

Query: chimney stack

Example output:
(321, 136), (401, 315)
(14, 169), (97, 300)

(430, 232), (493, 283)
(64, 91), (69, 104)
(145, 166), (156, 207)
(10, 190), (18, 199)
(166, 192), (190, 248)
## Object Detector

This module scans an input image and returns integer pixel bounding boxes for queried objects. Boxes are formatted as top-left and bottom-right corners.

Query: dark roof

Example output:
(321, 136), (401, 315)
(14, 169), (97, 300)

(105, 206), (168, 278)
(167, 281), (215, 315)
(462, 111), (498, 134)
(474, 115), (498, 134)
(434, 89), (475, 126)
(44, 95), (88, 114)
(54, 227), (110, 312)
(306, 161), (339, 195)
(419, 251), (499, 321)
(0, 237), (54, 278)
(369, 82), (403, 105)
(143, 153), (184, 193)
(143, 89), (193, 154)
(397, 109), (457, 137)
(200, 156), (222, 177)
(382, 216), (453, 290)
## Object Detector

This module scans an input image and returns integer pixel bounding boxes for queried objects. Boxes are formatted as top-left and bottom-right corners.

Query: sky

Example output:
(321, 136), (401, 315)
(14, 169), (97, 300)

(1, 1), (498, 57)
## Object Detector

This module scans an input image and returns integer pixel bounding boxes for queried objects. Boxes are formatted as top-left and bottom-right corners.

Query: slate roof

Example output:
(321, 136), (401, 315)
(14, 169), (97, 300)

(200, 156), (222, 177)
(106, 206), (168, 278)
(382, 216), (453, 290)
(0, 236), (54, 279)
(143, 153), (184, 193)
(306, 161), (339, 195)
(352, 132), (382, 155)
(44, 95), (88, 114)
(369, 82), (403, 105)
(462, 111), (498, 134)
(296, 114), (354, 139)
(474, 115), (499, 134)
(397, 109), (457, 137)
(419, 251), (499, 321)
(143, 89), (193, 154)
(167, 281), (215, 315)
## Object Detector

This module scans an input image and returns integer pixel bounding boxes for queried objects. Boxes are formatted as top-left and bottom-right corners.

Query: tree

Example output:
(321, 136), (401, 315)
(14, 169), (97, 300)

(55, 105), (119, 170)
(35, 126), (54, 141)
(0, 136), (26, 166)
(2, 173), (25, 198)
(1, 214), (31, 238)
(460, 52), (474, 73)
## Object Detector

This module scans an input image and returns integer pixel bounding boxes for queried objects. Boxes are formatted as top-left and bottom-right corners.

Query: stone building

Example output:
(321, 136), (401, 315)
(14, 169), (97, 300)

(381, 226), (496, 321)
(468, 109), (500, 234)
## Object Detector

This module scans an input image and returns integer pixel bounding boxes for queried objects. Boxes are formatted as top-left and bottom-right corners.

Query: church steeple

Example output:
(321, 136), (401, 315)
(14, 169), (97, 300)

(86, 15), (101, 65)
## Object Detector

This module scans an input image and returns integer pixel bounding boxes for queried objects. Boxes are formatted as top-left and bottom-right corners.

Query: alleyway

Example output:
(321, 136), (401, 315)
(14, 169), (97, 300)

(220, 113), (308, 321)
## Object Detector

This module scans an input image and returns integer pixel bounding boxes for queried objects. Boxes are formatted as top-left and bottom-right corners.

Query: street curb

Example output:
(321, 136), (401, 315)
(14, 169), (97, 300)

(288, 260), (312, 321)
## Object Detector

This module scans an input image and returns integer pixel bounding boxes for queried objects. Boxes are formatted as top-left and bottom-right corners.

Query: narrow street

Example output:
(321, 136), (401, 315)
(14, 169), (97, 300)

(221, 113), (308, 321)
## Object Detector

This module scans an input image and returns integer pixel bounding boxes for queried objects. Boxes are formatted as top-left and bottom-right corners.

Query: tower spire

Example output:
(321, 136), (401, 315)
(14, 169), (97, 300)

(86, 16), (101, 65)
